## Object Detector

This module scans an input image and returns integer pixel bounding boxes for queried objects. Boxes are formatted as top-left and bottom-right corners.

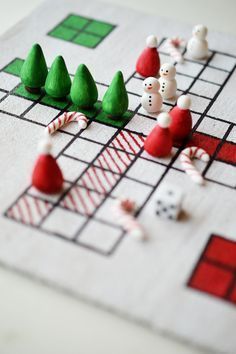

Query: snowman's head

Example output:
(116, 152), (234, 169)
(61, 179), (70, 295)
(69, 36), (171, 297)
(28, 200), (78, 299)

(160, 63), (176, 80)
(192, 24), (207, 40)
(143, 77), (160, 93)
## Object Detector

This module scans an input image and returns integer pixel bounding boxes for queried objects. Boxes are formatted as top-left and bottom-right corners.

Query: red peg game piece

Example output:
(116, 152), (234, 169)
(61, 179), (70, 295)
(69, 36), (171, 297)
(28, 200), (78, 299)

(32, 137), (64, 194)
(169, 95), (192, 143)
(144, 112), (173, 157)
(136, 35), (160, 78)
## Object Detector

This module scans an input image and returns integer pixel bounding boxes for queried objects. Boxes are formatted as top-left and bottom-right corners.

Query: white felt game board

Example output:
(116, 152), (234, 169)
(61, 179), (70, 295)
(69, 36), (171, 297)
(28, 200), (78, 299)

(0, 0), (236, 352)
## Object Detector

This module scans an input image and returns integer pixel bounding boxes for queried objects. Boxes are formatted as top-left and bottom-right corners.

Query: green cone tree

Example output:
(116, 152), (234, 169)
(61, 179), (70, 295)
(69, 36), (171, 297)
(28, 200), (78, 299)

(70, 64), (98, 109)
(102, 71), (128, 118)
(45, 56), (71, 99)
(20, 43), (48, 93)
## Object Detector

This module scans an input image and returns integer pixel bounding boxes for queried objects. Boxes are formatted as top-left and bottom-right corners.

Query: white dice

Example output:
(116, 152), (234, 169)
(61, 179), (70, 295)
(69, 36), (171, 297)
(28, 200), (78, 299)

(155, 183), (183, 220)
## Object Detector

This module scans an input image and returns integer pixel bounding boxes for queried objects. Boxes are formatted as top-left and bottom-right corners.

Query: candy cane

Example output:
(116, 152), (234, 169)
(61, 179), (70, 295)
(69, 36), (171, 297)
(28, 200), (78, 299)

(165, 37), (185, 63)
(46, 111), (88, 134)
(180, 146), (210, 185)
(113, 198), (146, 241)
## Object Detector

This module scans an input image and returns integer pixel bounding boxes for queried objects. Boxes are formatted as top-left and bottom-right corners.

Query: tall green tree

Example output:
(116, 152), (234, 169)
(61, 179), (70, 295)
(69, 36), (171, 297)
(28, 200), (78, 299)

(20, 43), (48, 93)
(102, 71), (128, 118)
(70, 64), (98, 109)
(45, 56), (71, 99)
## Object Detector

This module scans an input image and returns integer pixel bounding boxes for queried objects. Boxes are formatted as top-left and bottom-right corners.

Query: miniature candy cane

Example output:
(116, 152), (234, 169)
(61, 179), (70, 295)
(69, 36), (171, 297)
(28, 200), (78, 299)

(46, 111), (88, 135)
(165, 37), (185, 63)
(113, 198), (146, 241)
(180, 146), (210, 185)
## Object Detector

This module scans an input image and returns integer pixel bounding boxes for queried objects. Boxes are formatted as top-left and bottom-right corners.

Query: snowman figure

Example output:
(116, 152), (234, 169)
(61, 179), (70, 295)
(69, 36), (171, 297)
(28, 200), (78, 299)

(187, 24), (208, 60)
(159, 63), (177, 100)
(141, 77), (163, 113)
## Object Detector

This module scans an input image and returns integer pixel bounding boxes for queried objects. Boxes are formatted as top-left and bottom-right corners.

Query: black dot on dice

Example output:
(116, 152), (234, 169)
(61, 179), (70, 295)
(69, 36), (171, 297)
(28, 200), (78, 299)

(170, 205), (176, 209)
(157, 200), (162, 205)
(163, 208), (167, 212)
(168, 190), (173, 196)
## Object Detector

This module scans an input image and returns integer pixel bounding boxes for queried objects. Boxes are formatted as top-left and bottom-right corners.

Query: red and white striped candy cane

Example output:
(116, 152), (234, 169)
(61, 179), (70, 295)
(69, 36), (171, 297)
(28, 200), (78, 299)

(180, 146), (210, 185)
(113, 198), (146, 241)
(46, 111), (88, 135)
(165, 37), (185, 63)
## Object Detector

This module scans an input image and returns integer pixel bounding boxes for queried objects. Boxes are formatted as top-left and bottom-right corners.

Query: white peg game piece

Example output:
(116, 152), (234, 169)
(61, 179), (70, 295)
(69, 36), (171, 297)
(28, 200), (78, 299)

(159, 63), (177, 100)
(141, 77), (163, 113)
(187, 24), (208, 60)
(156, 183), (184, 220)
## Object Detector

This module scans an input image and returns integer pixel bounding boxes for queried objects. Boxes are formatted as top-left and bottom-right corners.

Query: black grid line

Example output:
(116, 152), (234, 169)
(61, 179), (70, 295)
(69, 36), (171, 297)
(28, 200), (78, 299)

(2, 39), (236, 256)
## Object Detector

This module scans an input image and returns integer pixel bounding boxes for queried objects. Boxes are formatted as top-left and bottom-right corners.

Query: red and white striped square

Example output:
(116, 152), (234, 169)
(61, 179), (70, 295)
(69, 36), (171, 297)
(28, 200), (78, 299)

(78, 166), (120, 194)
(94, 147), (134, 174)
(6, 195), (52, 226)
(60, 185), (104, 216)
(110, 130), (145, 155)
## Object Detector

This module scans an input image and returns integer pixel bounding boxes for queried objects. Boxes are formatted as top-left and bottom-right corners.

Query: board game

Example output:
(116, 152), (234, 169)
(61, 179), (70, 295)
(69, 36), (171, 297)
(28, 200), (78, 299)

(0, 0), (236, 352)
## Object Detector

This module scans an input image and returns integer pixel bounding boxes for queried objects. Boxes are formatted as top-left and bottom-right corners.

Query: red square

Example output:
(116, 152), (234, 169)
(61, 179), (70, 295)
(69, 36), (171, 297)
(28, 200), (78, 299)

(188, 132), (220, 156)
(188, 260), (233, 298)
(217, 142), (236, 165)
(229, 284), (236, 303)
(204, 235), (236, 269)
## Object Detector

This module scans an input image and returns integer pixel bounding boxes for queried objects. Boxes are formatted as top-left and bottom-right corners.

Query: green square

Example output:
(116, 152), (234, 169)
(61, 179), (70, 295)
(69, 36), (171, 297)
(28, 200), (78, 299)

(63, 15), (89, 30)
(68, 101), (101, 118)
(86, 20), (114, 37)
(3, 58), (24, 77)
(13, 84), (42, 101)
(73, 32), (101, 48)
(40, 95), (69, 109)
(95, 110), (133, 128)
(49, 25), (77, 41)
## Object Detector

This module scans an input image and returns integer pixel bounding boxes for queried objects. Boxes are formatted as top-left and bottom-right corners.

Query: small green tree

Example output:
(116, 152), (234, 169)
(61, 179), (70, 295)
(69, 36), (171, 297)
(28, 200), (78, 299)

(102, 71), (128, 118)
(20, 43), (48, 93)
(45, 56), (71, 99)
(70, 64), (98, 109)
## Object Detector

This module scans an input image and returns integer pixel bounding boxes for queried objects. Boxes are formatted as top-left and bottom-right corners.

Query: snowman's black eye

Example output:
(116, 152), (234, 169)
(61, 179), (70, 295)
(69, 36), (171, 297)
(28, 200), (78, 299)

(145, 84), (147, 86)
(166, 70), (169, 73)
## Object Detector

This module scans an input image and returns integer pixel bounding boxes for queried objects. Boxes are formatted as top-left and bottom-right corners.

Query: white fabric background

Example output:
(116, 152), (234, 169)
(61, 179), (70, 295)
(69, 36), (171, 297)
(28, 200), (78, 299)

(0, 1), (235, 354)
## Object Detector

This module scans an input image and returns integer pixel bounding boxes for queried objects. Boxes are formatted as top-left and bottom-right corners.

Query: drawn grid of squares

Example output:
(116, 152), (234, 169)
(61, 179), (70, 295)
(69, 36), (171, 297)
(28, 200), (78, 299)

(48, 14), (116, 48)
(1, 38), (236, 256)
